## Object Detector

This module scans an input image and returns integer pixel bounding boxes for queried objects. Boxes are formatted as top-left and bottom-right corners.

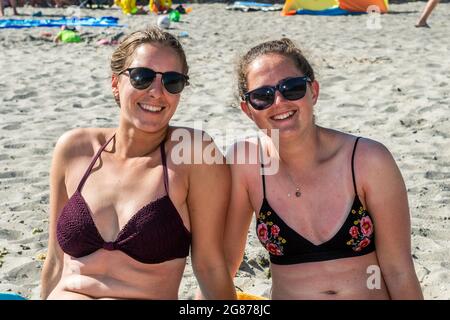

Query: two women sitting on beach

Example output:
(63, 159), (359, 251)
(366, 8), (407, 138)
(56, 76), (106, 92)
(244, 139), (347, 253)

(41, 26), (423, 300)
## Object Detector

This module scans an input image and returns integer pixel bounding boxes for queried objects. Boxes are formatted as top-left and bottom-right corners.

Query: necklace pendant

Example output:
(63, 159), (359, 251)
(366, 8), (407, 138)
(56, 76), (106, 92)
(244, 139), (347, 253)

(295, 189), (301, 197)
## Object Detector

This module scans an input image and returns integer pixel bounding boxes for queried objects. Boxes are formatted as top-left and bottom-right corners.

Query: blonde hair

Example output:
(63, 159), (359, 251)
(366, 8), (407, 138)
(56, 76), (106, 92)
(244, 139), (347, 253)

(110, 26), (189, 75)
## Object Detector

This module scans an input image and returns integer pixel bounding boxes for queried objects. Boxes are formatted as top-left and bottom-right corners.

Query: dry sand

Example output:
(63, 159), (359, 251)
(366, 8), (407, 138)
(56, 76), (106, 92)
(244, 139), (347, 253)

(0, 2), (449, 299)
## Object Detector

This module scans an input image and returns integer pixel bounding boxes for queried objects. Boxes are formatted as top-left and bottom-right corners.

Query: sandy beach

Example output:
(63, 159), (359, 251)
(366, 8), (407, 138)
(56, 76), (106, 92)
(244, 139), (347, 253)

(0, 2), (449, 299)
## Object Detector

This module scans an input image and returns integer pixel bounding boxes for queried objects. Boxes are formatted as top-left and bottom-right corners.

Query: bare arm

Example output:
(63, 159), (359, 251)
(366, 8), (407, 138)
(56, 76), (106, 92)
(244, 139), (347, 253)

(188, 135), (236, 300)
(224, 142), (255, 279)
(360, 139), (423, 299)
(40, 130), (78, 299)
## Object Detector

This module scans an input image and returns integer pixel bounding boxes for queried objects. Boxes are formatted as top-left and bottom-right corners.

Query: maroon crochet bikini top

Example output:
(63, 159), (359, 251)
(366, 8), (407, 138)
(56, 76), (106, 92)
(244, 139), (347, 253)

(56, 134), (191, 264)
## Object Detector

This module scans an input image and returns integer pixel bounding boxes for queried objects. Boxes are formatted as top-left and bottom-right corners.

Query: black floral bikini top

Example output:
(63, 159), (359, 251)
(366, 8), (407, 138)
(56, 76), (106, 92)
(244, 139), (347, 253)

(256, 137), (375, 265)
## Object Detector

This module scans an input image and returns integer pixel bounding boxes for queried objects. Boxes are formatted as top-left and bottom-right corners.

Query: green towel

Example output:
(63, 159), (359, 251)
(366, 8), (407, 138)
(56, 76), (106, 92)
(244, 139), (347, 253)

(57, 30), (81, 43)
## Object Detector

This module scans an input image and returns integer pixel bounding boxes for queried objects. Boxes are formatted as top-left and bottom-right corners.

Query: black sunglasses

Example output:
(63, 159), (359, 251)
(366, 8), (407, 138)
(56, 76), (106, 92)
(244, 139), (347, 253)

(243, 76), (312, 110)
(120, 67), (189, 94)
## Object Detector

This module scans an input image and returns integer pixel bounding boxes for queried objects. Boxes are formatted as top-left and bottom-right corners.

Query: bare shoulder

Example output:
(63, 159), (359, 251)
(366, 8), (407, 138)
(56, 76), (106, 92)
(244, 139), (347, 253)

(353, 137), (402, 194)
(225, 136), (262, 184)
(54, 127), (114, 162)
(355, 137), (395, 167)
(323, 128), (394, 165)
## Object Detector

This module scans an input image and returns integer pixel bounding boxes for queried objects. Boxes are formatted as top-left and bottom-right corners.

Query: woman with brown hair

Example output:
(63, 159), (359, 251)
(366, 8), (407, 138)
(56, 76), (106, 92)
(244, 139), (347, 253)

(41, 26), (236, 300)
(224, 38), (423, 299)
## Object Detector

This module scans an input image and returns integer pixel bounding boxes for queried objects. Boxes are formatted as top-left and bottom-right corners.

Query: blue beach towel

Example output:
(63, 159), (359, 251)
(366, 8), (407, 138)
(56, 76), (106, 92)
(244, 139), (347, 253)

(0, 293), (27, 300)
(0, 16), (125, 29)
(233, 1), (273, 7)
(296, 7), (365, 15)
(226, 1), (283, 12)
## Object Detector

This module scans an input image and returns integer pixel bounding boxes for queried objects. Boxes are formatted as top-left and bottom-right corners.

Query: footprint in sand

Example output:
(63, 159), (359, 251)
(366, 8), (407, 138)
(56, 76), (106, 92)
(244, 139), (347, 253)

(391, 132), (407, 138)
(32, 148), (49, 156)
(318, 92), (332, 100)
(3, 177), (41, 185)
(432, 130), (449, 139)
(0, 171), (24, 179)
(336, 103), (364, 109)
(3, 143), (27, 149)
(364, 118), (387, 126)
(0, 228), (22, 241)
(384, 106), (398, 113)
(15, 108), (30, 114)
(425, 171), (450, 180)
(9, 203), (31, 212)
(90, 90), (102, 98)
(425, 63), (441, 69)
(3, 261), (42, 282)
(38, 171), (49, 178)
(9, 234), (48, 250)
(2, 123), (21, 131)
(9, 91), (38, 101)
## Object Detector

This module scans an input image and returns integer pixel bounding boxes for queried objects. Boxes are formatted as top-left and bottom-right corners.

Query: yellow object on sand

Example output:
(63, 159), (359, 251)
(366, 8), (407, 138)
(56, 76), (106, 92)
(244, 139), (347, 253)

(282, 0), (389, 14)
(115, 0), (138, 15)
(150, 0), (172, 13)
(237, 292), (268, 300)
(283, 0), (339, 12)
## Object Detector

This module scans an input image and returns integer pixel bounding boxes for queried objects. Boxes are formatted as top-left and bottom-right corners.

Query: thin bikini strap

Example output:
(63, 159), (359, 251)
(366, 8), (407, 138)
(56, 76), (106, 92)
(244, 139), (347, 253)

(160, 140), (169, 194)
(351, 137), (361, 195)
(257, 137), (267, 198)
(77, 134), (116, 192)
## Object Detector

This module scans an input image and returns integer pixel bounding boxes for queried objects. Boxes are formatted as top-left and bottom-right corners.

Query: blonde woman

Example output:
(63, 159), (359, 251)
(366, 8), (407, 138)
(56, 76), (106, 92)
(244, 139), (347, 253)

(41, 27), (236, 300)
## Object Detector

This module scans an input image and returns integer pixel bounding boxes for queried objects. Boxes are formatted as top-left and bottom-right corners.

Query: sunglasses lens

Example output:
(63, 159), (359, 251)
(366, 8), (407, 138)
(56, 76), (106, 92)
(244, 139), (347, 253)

(162, 72), (187, 94)
(248, 87), (275, 110)
(129, 68), (156, 90)
(280, 78), (307, 101)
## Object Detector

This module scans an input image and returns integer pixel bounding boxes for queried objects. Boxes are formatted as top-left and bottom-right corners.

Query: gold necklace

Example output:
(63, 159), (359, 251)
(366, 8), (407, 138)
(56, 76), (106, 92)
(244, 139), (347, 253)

(284, 166), (302, 198)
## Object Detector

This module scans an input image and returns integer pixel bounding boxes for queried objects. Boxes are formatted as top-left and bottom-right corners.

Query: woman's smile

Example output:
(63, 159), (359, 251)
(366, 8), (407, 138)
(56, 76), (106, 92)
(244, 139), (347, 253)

(270, 109), (297, 121)
(137, 102), (166, 113)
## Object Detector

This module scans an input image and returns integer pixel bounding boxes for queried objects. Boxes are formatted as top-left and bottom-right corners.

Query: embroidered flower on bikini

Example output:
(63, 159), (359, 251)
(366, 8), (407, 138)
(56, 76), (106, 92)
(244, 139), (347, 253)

(266, 242), (282, 256)
(271, 225), (280, 237)
(354, 237), (371, 252)
(257, 223), (269, 243)
(347, 206), (374, 252)
(349, 226), (360, 239)
(360, 216), (373, 237)
(256, 212), (286, 256)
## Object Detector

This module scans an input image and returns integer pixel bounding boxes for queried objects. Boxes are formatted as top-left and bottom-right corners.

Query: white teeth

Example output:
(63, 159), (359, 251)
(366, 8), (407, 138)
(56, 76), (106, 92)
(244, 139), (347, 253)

(139, 103), (163, 112)
(272, 111), (295, 120)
